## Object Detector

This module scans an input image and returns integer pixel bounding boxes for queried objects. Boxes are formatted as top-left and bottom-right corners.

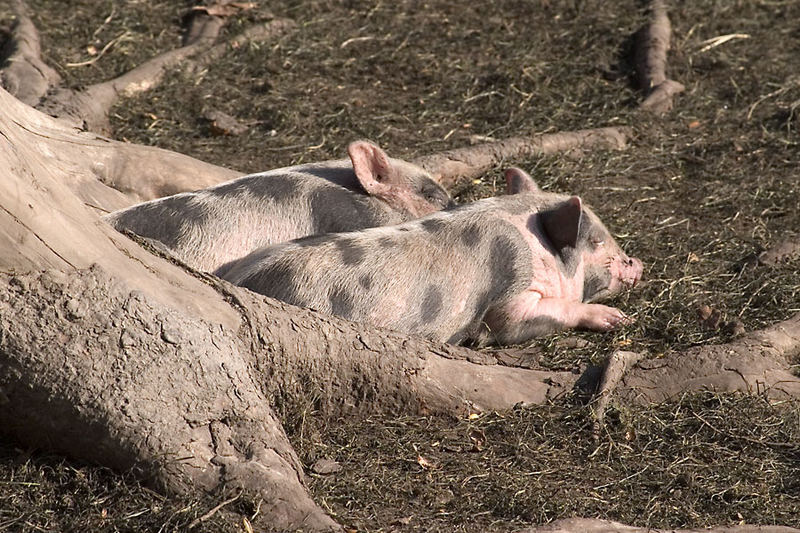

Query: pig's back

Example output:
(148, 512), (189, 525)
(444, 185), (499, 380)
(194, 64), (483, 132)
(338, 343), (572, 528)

(220, 203), (534, 343)
(105, 167), (399, 272)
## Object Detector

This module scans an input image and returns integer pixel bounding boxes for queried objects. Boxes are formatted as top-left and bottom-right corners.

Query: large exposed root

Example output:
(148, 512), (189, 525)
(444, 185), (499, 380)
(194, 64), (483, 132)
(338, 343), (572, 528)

(0, 266), (340, 533)
(635, 0), (685, 113)
(0, 0), (62, 105)
(617, 312), (800, 404)
(413, 127), (630, 189)
(517, 518), (800, 533)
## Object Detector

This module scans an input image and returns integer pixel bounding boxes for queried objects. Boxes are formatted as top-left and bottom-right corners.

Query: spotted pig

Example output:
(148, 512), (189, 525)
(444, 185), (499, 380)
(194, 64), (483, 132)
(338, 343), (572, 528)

(217, 167), (642, 345)
(103, 141), (453, 272)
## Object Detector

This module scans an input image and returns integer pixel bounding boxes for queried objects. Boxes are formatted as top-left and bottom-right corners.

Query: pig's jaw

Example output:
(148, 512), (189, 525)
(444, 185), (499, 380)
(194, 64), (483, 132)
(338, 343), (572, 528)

(584, 256), (642, 302)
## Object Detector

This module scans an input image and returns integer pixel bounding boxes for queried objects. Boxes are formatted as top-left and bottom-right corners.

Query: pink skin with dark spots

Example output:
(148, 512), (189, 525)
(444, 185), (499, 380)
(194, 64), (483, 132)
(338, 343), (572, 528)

(497, 242), (641, 334)
(485, 168), (643, 342)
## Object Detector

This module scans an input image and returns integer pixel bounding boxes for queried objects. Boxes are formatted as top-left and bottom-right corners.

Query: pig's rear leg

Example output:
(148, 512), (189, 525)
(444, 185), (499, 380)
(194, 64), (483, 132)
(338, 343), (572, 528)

(484, 292), (632, 345)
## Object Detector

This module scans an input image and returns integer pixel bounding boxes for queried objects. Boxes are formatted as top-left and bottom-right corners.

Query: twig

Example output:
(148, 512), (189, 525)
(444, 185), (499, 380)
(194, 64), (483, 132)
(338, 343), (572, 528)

(691, 410), (799, 449)
(91, 5), (116, 40)
(340, 35), (376, 49)
(66, 32), (130, 68)
(696, 33), (750, 53)
(187, 490), (242, 529)
(747, 77), (800, 120)
(591, 464), (649, 490)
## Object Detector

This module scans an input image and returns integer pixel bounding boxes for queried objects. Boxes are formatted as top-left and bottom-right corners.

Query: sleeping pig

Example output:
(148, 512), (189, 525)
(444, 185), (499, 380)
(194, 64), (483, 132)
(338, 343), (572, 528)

(216, 167), (642, 345)
(103, 140), (452, 272)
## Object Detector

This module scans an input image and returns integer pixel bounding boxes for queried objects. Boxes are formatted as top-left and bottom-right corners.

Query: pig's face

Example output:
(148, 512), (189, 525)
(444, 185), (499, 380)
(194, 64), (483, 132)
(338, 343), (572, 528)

(349, 141), (453, 218)
(577, 207), (643, 302)
(399, 165), (455, 216)
(510, 164), (642, 305)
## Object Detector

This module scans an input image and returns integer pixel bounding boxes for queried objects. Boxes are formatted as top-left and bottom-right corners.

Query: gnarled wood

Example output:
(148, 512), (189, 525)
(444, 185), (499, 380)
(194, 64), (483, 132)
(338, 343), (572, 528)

(0, 0), (61, 106)
(0, 266), (339, 533)
(0, 4), (298, 205)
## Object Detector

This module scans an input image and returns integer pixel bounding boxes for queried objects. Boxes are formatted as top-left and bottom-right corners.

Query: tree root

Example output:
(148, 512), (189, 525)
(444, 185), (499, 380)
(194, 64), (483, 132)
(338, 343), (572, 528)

(201, 273), (580, 418)
(0, 87), (584, 530)
(1, 5), (795, 532)
(413, 127), (631, 190)
(591, 351), (644, 436)
(0, 266), (340, 533)
(0, 85), (240, 210)
(3, 7), (627, 204)
(517, 518), (800, 533)
(0, 0), (62, 106)
(1, 2), (295, 137)
(635, 0), (684, 113)
(187, 17), (297, 75)
(617, 312), (800, 404)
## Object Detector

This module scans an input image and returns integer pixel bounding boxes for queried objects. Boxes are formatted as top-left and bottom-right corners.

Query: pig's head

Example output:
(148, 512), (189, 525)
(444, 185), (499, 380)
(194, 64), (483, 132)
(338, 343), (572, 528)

(348, 140), (454, 218)
(505, 167), (643, 302)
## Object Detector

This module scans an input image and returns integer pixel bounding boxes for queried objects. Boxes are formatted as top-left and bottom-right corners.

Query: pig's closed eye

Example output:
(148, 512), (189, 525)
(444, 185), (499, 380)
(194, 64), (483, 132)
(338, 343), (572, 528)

(592, 239), (605, 247)
(426, 192), (446, 205)
(419, 183), (449, 207)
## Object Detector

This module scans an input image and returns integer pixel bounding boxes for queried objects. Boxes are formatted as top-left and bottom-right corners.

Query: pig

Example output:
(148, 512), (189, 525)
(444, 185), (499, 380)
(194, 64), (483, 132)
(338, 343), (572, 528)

(216, 167), (643, 346)
(103, 140), (453, 272)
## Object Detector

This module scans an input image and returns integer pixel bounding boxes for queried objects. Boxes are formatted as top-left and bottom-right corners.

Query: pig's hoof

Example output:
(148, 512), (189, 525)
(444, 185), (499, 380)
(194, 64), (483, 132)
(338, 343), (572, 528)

(583, 305), (632, 331)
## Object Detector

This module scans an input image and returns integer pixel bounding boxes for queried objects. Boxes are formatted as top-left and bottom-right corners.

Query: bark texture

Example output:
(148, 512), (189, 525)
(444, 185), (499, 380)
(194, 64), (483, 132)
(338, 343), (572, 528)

(0, 82), (240, 214)
(0, 0), (61, 106)
(0, 266), (338, 532)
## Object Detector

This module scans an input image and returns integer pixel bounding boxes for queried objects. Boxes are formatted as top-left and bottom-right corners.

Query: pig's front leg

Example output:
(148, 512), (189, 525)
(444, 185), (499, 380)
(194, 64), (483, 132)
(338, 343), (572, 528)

(484, 291), (632, 345)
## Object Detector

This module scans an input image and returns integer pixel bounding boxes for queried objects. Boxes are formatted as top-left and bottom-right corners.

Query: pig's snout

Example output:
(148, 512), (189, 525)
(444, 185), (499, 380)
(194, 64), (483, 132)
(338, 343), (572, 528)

(621, 256), (643, 287)
(606, 255), (642, 294)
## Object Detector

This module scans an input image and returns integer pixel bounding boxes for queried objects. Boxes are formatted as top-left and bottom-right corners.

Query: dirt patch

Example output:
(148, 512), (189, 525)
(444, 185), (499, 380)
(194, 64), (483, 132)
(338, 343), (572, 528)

(2, 0), (800, 531)
(303, 393), (800, 531)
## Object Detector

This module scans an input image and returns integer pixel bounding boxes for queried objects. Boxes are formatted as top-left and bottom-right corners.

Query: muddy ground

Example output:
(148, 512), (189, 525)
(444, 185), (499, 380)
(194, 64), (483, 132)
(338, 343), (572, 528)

(1, 0), (799, 531)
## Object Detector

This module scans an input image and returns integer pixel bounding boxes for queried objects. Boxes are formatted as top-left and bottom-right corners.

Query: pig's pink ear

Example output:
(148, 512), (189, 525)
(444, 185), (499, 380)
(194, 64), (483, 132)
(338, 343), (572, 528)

(505, 168), (541, 195)
(541, 196), (582, 251)
(348, 140), (395, 195)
